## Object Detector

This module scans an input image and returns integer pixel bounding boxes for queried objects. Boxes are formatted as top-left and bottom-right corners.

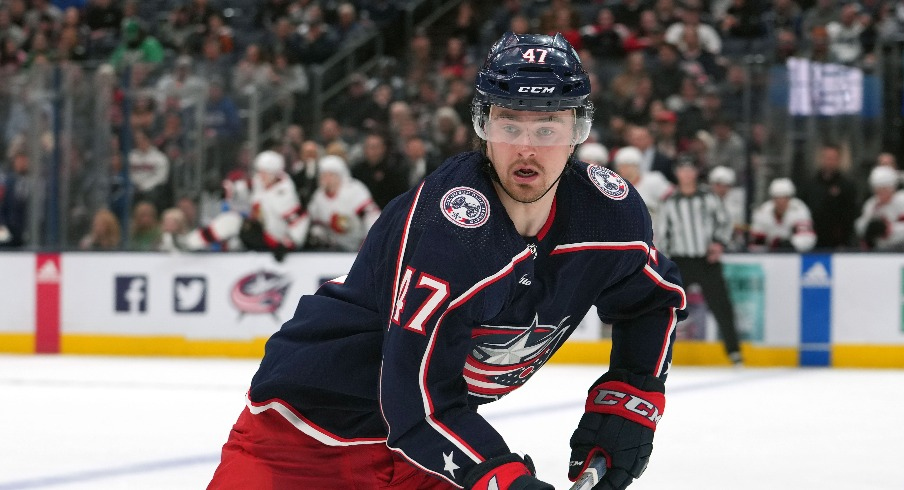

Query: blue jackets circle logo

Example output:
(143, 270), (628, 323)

(587, 165), (629, 200)
(441, 186), (490, 228)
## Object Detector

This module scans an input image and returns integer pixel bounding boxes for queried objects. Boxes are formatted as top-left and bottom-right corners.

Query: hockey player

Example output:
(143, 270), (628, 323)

(185, 150), (309, 260)
(611, 146), (674, 238)
(708, 166), (747, 251)
(209, 32), (686, 490)
(855, 166), (904, 251)
(749, 178), (816, 252)
(306, 155), (381, 252)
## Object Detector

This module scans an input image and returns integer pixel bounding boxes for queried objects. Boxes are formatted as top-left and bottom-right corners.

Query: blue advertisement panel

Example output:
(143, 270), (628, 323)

(800, 255), (832, 366)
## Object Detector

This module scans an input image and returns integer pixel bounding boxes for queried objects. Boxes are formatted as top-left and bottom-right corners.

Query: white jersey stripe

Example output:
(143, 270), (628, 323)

(246, 395), (385, 446)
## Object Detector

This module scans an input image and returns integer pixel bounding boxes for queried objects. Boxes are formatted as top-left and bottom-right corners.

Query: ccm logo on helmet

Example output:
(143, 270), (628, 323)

(593, 389), (662, 425)
(517, 86), (555, 94)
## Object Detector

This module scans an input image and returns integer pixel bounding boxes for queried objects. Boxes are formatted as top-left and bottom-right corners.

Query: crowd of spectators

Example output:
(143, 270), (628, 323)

(1, 0), (904, 254)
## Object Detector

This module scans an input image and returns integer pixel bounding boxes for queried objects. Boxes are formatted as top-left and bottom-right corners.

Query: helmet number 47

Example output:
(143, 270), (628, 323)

(522, 48), (548, 63)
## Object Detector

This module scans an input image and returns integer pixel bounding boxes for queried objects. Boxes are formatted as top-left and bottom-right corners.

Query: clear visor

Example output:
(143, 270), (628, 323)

(482, 108), (577, 147)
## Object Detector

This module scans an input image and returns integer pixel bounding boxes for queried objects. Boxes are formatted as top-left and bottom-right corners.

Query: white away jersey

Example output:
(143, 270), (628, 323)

(307, 179), (380, 252)
(251, 173), (309, 247)
(749, 197), (815, 252)
(855, 191), (904, 250)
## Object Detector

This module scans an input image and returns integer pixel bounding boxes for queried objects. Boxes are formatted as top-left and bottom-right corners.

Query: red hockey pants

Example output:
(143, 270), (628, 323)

(207, 405), (456, 489)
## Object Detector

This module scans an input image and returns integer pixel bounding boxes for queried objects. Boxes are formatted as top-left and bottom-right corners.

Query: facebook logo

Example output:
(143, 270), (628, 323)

(174, 276), (207, 313)
(115, 276), (148, 313)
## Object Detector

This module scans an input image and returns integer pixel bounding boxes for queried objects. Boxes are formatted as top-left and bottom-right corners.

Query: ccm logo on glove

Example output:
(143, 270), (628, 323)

(585, 381), (665, 430)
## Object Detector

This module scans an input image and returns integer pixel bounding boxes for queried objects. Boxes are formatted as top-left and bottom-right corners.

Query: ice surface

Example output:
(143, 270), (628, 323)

(1, 355), (901, 489)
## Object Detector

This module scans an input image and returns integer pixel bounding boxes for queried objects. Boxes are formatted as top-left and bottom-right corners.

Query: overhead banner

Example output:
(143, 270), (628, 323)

(787, 57), (864, 116)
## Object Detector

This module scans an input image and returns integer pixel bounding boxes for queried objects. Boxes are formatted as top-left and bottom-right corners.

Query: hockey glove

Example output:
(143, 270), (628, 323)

(463, 453), (554, 490)
(568, 369), (665, 490)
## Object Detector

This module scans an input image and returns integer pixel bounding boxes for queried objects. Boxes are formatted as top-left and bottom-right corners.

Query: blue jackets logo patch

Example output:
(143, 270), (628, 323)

(441, 186), (490, 228)
(587, 165), (629, 200)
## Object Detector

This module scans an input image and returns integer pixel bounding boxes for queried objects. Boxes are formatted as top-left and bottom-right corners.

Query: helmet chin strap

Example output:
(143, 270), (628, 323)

(485, 145), (575, 205)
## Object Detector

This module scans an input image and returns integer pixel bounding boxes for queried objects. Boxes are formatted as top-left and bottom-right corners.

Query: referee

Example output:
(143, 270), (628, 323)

(657, 156), (743, 365)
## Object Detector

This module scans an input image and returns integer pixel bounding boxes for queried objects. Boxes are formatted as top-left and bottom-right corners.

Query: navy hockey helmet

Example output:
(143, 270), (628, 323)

(472, 32), (594, 144)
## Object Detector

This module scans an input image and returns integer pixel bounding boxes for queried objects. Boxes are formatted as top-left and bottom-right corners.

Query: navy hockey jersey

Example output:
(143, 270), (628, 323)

(249, 151), (686, 487)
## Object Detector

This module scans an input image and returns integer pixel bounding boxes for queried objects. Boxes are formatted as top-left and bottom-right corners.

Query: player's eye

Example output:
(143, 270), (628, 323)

(536, 127), (556, 137)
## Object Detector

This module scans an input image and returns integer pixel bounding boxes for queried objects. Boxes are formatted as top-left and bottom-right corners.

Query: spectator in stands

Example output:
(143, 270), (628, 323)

(800, 0), (837, 40)
(613, 146), (674, 235)
(653, 0), (681, 29)
(157, 207), (190, 252)
(0, 151), (31, 248)
(351, 132), (408, 209)
(678, 26), (724, 85)
(255, 0), (290, 30)
(652, 109), (683, 159)
(706, 117), (746, 178)
(195, 37), (232, 90)
(826, 3), (867, 65)
(0, 35), (25, 76)
(335, 3), (369, 46)
(157, 5), (193, 53)
(128, 129), (171, 212)
(803, 24), (833, 63)
(306, 155), (380, 252)
(232, 43), (276, 96)
(201, 12), (235, 56)
(78, 207), (121, 250)
(318, 118), (349, 156)
(401, 135), (440, 187)
(580, 8), (627, 82)
(612, 0), (646, 32)
(332, 73), (381, 137)
(129, 200), (161, 251)
(0, 7), (26, 49)
(764, 0), (802, 39)
(547, 7), (583, 51)
(800, 144), (859, 250)
(649, 42), (684, 101)
(718, 0), (768, 57)
(609, 51), (649, 103)
(856, 166), (904, 251)
(109, 19), (164, 72)
(708, 165), (747, 251)
(203, 77), (242, 179)
(450, 1), (480, 47)
(626, 124), (676, 182)
(186, 0), (217, 27)
(296, 11), (338, 65)
(56, 11), (90, 62)
(156, 56), (208, 111)
(487, 0), (536, 39)
(440, 36), (472, 81)
(749, 178), (816, 252)
(538, 0), (582, 35)
(665, 0), (722, 55)
(128, 94), (159, 136)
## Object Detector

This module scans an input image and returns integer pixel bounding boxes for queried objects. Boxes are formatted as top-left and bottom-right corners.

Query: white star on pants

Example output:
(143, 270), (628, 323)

(443, 451), (460, 477)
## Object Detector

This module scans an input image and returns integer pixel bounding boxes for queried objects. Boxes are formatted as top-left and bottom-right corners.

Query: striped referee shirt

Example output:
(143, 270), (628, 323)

(657, 189), (733, 258)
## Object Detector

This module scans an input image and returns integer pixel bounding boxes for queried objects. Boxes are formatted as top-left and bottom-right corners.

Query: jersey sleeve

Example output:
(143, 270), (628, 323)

(595, 246), (686, 381)
(377, 185), (528, 487)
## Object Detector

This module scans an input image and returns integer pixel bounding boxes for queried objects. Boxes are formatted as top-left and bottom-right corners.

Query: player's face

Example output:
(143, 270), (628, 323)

(485, 107), (575, 204)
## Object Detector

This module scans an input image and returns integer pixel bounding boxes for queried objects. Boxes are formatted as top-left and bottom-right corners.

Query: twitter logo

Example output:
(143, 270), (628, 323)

(174, 276), (207, 313)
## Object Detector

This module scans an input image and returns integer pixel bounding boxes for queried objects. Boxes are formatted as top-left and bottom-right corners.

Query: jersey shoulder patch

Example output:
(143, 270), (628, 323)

(440, 186), (491, 228)
(586, 165), (629, 200)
